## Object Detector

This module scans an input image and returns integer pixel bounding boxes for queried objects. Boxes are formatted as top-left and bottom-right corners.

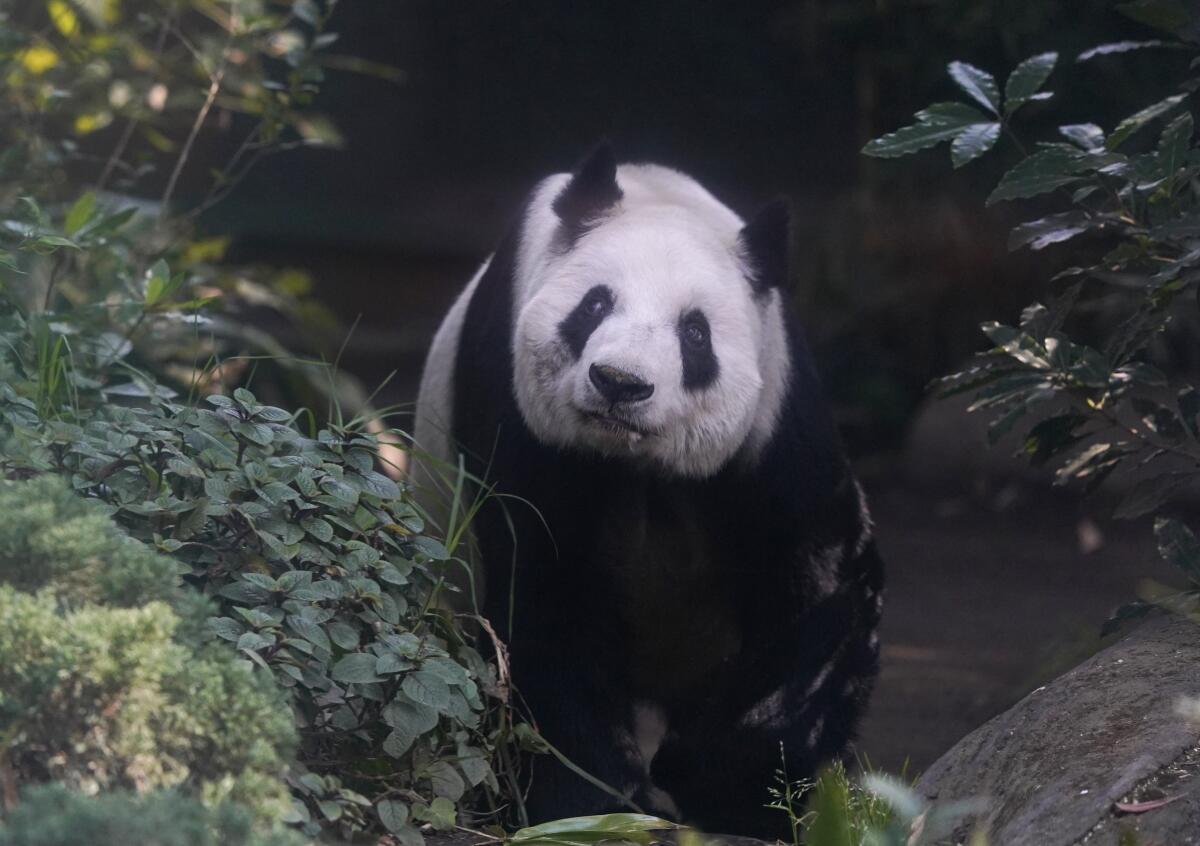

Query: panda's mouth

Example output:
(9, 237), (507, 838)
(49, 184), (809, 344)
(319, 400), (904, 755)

(580, 409), (657, 439)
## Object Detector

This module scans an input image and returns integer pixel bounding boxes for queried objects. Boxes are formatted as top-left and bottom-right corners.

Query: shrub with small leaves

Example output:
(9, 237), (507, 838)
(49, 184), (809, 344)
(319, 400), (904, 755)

(0, 783), (304, 846)
(864, 1), (1200, 631)
(0, 475), (296, 831)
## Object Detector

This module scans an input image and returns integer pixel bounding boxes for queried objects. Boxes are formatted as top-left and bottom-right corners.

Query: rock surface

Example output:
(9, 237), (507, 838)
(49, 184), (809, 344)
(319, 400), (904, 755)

(916, 613), (1200, 845)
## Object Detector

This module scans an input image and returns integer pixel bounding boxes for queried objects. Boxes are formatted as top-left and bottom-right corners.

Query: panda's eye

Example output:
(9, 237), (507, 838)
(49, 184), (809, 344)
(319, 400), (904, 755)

(683, 320), (709, 348)
(585, 294), (608, 316)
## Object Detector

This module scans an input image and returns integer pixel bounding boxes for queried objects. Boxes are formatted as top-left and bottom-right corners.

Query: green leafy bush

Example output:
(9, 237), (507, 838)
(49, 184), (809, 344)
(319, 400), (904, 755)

(0, 2), (502, 840)
(0, 784), (303, 846)
(0, 374), (500, 840)
(0, 475), (295, 829)
(864, 1), (1200, 629)
(0, 0), (386, 428)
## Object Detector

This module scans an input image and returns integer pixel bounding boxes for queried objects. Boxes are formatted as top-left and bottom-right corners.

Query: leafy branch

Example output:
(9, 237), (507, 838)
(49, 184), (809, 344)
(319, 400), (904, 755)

(863, 0), (1200, 632)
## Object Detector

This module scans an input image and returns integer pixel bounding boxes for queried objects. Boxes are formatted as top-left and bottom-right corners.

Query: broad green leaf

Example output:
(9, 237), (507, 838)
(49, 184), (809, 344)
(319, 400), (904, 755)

(402, 668), (451, 710)
(377, 799), (409, 834)
(1114, 474), (1193, 519)
(1180, 386), (1200, 438)
(1078, 40), (1176, 61)
(1108, 93), (1188, 150)
(319, 476), (359, 505)
(79, 207), (136, 238)
(33, 234), (78, 249)
(1158, 111), (1193, 176)
(288, 614), (332, 653)
(1116, 0), (1195, 37)
(1004, 52), (1057, 113)
(802, 770), (854, 846)
(1154, 517), (1200, 585)
(861, 102), (989, 158)
(951, 122), (1000, 167)
(1060, 123), (1105, 150)
(459, 751), (491, 787)
(1008, 211), (1097, 251)
(301, 515), (334, 542)
(987, 403), (1028, 444)
(1055, 442), (1130, 485)
(948, 61), (1000, 114)
(332, 652), (384, 684)
(383, 725), (419, 757)
(206, 616), (244, 641)
(328, 620), (359, 650)
(1023, 414), (1089, 466)
(0, 252), (19, 273)
(384, 697), (440, 733)
(411, 535), (450, 561)
(377, 652), (409, 674)
(425, 761), (465, 801)
(511, 814), (678, 845)
(236, 631), (274, 651)
(424, 797), (457, 831)
(987, 145), (1092, 205)
(217, 579), (272, 605)
(390, 824), (424, 846)
(145, 259), (169, 306)
(64, 192), (96, 235)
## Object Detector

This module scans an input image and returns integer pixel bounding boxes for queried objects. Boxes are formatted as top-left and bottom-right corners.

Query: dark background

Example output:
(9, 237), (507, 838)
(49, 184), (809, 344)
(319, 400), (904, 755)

(191, 1), (1183, 770)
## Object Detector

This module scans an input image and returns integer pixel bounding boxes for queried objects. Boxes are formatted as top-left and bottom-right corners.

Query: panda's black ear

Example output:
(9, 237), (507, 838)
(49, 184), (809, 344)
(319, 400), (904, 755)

(738, 199), (791, 296)
(552, 142), (623, 242)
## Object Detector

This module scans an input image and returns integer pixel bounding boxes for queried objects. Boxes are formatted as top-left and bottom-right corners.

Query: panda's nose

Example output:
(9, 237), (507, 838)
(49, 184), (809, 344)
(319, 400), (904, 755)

(589, 363), (654, 404)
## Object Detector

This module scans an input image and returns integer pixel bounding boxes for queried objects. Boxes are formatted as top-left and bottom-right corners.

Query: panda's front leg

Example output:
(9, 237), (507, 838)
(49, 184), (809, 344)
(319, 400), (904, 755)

(514, 643), (650, 823)
(648, 562), (882, 838)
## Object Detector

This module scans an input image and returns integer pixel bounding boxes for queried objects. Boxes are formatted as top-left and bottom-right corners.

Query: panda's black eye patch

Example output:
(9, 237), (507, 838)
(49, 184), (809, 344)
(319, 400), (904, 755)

(678, 309), (718, 391)
(559, 285), (613, 359)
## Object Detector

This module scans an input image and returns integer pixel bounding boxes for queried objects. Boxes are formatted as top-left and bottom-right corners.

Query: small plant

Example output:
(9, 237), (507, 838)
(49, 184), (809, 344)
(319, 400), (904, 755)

(864, 0), (1200, 630)
(769, 759), (985, 846)
(769, 760), (893, 845)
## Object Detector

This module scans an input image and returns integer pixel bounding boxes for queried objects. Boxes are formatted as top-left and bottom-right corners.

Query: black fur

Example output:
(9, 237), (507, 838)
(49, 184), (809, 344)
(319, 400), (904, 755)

(558, 285), (614, 360)
(739, 199), (791, 296)
(552, 143), (623, 244)
(450, 194), (882, 838)
(677, 309), (718, 392)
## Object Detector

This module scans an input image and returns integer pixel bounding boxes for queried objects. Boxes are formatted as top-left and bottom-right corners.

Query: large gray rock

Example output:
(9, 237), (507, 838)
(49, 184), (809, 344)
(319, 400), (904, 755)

(916, 614), (1200, 846)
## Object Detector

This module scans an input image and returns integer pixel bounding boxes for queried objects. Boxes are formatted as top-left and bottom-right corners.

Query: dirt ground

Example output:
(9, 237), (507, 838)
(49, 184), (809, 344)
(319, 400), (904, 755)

(856, 472), (1174, 775)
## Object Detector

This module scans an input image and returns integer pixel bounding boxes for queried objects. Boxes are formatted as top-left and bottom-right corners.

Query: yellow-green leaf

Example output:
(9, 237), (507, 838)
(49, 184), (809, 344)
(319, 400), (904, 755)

(64, 192), (96, 235)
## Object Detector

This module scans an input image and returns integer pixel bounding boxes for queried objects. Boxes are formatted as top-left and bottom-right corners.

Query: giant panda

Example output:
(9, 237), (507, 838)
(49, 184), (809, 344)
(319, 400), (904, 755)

(412, 144), (883, 837)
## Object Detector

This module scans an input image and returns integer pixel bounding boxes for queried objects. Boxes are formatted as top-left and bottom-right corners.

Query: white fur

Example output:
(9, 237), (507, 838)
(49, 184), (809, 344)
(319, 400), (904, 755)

(411, 260), (487, 527)
(414, 163), (791, 481)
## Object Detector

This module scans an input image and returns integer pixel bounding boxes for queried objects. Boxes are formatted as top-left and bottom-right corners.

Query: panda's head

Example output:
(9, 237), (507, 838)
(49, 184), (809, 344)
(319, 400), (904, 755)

(511, 144), (793, 478)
